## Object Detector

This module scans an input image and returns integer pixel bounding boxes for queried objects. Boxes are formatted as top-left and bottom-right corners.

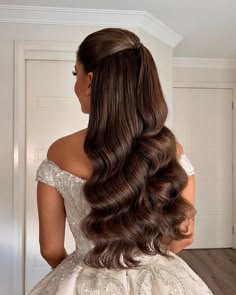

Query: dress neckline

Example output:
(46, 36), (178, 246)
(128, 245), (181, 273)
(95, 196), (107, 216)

(45, 158), (87, 182)
(44, 153), (192, 182)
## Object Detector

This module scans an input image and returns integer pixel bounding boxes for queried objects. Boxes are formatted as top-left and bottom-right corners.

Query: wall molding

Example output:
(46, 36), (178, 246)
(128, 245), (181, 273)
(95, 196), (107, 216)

(174, 57), (236, 69)
(0, 4), (182, 48)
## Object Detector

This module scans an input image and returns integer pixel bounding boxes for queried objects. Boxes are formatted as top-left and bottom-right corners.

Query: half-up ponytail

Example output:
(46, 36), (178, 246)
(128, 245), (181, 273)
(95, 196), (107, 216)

(77, 28), (194, 269)
(136, 45), (168, 133)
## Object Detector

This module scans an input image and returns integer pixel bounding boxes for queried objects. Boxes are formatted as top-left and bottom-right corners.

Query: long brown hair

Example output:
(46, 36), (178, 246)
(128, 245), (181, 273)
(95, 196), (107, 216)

(77, 28), (194, 269)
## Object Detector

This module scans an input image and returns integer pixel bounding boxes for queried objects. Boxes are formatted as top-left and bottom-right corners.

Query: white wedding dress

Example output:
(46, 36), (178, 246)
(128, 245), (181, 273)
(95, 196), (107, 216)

(29, 154), (213, 294)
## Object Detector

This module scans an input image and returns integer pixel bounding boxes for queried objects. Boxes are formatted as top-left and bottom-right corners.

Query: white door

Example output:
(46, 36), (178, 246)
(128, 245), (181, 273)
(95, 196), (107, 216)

(173, 87), (233, 249)
(25, 59), (89, 293)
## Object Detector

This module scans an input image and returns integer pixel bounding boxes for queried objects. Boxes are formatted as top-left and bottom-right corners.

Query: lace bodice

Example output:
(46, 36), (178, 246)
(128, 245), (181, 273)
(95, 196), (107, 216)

(36, 154), (195, 257)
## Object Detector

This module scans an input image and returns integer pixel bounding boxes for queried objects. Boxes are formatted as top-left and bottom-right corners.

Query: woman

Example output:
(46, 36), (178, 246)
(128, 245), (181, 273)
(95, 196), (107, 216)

(29, 28), (213, 294)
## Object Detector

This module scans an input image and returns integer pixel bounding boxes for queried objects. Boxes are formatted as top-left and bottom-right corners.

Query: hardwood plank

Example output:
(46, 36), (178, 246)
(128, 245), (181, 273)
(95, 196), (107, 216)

(178, 249), (236, 295)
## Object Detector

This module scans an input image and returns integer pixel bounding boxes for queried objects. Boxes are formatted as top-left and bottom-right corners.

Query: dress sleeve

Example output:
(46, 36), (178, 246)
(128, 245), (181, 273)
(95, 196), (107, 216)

(178, 154), (195, 176)
(35, 159), (58, 187)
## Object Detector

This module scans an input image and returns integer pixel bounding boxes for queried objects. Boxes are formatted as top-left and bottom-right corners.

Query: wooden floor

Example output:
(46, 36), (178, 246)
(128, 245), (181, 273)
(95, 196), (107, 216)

(178, 248), (236, 295)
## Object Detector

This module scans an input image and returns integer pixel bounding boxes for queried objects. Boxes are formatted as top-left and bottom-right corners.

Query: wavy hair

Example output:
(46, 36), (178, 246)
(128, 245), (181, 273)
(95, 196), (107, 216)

(77, 28), (195, 269)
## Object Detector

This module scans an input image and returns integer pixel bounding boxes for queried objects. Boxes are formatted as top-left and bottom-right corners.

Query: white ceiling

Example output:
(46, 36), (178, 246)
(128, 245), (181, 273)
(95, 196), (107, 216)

(1, 0), (236, 59)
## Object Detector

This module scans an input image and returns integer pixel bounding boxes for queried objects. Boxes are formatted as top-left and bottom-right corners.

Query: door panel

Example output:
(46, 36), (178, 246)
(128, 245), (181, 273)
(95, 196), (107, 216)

(173, 87), (233, 248)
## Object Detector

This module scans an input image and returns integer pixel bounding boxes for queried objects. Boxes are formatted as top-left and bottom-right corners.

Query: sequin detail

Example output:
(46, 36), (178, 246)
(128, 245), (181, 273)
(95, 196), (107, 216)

(179, 154), (195, 176)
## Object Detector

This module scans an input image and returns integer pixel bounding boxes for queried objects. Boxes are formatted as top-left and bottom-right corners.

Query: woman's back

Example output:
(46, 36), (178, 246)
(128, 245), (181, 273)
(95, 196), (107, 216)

(46, 129), (184, 181)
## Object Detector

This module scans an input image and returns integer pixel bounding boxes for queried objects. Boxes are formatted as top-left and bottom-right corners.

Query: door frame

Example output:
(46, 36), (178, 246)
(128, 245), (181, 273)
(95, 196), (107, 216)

(13, 41), (78, 295)
(174, 81), (236, 250)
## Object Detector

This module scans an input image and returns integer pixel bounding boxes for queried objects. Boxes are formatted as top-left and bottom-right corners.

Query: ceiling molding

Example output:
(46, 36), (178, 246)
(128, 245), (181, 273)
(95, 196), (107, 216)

(0, 4), (182, 48)
(174, 57), (236, 69)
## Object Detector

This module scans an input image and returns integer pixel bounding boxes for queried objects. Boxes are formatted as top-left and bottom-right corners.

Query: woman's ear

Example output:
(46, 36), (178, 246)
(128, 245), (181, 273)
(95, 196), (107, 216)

(86, 72), (93, 97)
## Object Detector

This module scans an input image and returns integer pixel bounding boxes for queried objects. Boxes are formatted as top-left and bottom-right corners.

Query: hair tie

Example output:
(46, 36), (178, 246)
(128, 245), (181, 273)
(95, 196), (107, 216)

(133, 42), (142, 49)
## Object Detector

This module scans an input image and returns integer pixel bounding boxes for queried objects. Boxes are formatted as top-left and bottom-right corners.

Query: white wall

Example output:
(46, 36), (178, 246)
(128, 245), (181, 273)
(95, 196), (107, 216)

(0, 36), (15, 295)
(0, 22), (173, 294)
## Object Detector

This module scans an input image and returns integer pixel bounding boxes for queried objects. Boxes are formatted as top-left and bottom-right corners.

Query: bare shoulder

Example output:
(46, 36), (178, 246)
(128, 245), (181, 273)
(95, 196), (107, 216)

(176, 142), (184, 159)
(47, 129), (87, 164)
(47, 135), (69, 162)
(47, 128), (92, 179)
